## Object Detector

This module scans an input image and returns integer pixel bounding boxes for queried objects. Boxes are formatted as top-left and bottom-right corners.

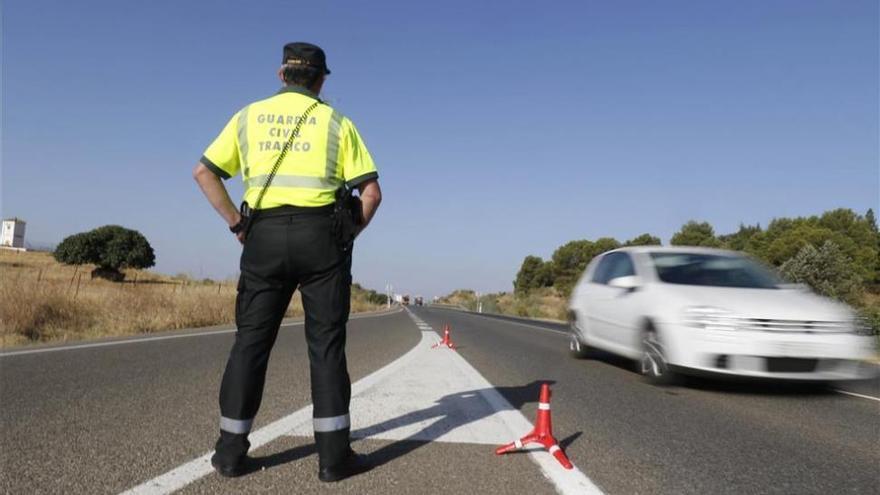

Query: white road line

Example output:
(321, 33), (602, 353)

(0, 309), (402, 358)
(834, 389), (880, 402)
(120, 317), (430, 495)
(125, 309), (603, 494)
(406, 309), (603, 494)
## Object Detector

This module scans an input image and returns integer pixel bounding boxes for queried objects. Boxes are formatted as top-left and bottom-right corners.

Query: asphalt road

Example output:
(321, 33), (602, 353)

(417, 307), (880, 494)
(1, 306), (878, 494)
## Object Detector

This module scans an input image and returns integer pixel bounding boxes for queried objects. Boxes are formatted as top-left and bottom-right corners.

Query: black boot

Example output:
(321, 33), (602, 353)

(212, 431), (252, 478)
(318, 449), (371, 482)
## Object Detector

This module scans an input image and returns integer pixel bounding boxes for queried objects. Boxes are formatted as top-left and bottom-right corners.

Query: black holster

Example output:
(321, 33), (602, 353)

(239, 202), (254, 240)
(333, 187), (363, 251)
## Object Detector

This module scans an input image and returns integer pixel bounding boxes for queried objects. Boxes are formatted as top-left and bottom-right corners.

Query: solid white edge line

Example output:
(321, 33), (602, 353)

(0, 308), (403, 357)
(834, 389), (880, 402)
(120, 323), (432, 495)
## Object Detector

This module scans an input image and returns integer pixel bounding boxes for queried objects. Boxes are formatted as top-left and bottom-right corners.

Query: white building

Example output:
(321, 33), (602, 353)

(1, 218), (26, 249)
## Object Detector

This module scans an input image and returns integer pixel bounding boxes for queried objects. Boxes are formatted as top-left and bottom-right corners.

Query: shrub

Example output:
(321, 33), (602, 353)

(780, 241), (863, 304)
(54, 225), (155, 280)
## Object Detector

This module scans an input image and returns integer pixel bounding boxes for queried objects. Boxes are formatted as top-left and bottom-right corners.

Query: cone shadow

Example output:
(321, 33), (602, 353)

(353, 380), (557, 469)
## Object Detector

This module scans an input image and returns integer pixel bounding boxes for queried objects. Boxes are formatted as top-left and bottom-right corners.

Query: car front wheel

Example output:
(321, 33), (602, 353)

(569, 332), (589, 359)
(640, 327), (678, 385)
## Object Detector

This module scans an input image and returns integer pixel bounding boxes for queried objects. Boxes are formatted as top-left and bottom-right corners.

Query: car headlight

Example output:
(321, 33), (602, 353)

(682, 306), (738, 331)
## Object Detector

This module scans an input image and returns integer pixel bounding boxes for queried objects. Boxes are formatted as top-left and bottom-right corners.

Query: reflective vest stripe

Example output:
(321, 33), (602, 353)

(245, 174), (340, 189)
(237, 105), (251, 177)
(324, 109), (344, 180)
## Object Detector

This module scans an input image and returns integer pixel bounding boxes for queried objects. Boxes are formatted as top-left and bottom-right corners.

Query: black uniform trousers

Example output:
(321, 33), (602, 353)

(215, 206), (353, 468)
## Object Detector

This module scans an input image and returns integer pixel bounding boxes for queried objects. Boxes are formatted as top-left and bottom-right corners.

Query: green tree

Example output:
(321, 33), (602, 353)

(670, 221), (721, 247)
(514, 256), (544, 294)
(780, 240), (863, 304)
(624, 233), (662, 246)
(54, 225), (156, 280)
(865, 208), (877, 233)
(52, 232), (99, 266)
(535, 260), (555, 288)
(763, 224), (836, 266)
(718, 223), (762, 252)
(514, 256), (555, 294)
(748, 209), (878, 283)
(551, 237), (620, 296)
(867, 208), (880, 285)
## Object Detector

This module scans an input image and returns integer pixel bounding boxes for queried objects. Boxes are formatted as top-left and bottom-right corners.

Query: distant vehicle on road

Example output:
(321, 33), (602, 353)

(414, 296), (424, 306)
(568, 247), (877, 384)
(402, 295), (411, 306)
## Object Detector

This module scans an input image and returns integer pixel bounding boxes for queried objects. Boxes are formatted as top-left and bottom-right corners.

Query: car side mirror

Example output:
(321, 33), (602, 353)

(608, 275), (641, 291)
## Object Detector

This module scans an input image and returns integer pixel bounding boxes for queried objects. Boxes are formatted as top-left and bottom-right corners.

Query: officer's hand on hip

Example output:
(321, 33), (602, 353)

(228, 212), (245, 245)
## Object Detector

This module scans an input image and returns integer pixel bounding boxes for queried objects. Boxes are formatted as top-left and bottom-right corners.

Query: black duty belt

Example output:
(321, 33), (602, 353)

(256, 203), (336, 218)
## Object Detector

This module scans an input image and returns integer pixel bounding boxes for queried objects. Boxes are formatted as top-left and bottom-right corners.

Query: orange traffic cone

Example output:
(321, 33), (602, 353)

(495, 383), (573, 469)
(431, 324), (456, 350)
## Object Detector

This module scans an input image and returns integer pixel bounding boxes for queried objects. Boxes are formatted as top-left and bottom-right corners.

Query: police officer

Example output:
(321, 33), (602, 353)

(192, 42), (382, 482)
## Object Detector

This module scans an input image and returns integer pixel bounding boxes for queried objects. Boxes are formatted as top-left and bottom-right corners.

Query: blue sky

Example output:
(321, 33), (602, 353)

(2, 0), (878, 298)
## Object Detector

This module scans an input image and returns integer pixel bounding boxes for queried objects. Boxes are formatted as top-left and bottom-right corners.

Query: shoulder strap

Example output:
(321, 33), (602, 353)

(250, 99), (321, 211)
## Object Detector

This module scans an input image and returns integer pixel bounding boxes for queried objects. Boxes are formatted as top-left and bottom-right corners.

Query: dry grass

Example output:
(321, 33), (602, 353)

(437, 288), (568, 322)
(492, 288), (568, 321)
(0, 250), (382, 348)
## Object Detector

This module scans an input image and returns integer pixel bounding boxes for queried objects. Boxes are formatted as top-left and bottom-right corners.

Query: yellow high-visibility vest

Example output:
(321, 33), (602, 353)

(200, 85), (378, 208)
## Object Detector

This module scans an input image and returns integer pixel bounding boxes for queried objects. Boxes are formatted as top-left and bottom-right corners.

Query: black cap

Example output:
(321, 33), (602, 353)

(282, 42), (331, 75)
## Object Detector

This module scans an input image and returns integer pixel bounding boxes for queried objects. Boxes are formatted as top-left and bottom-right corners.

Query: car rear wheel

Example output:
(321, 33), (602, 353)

(640, 326), (678, 385)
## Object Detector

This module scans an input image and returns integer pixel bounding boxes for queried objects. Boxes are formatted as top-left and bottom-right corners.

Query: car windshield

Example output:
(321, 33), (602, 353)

(649, 252), (782, 289)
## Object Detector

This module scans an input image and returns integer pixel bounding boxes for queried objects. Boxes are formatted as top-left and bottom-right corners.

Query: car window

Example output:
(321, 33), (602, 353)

(591, 253), (635, 285)
(606, 253), (635, 281)
(591, 256), (614, 284)
(650, 252), (781, 289)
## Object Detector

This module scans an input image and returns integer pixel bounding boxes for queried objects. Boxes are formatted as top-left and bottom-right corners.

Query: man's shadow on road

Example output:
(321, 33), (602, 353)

(251, 379), (581, 474)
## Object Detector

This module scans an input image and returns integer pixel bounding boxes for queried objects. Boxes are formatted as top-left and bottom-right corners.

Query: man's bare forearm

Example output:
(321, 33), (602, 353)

(358, 179), (382, 231)
(193, 163), (241, 228)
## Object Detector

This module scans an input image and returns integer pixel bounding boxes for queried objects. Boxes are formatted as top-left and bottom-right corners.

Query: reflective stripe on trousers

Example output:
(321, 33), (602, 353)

(220, 416), (253, 434)
(314, 413), (350, 432)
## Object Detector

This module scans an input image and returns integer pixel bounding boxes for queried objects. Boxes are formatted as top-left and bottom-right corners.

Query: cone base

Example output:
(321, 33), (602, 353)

(495, 432), (573, 470)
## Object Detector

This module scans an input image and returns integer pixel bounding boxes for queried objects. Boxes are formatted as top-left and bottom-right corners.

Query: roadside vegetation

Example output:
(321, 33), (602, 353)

(0, 249), (386, 348)
(440, 208), (880, 336)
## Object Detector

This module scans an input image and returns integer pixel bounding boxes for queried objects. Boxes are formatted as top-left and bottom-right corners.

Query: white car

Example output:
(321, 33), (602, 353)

(568, 246), (877, 383)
